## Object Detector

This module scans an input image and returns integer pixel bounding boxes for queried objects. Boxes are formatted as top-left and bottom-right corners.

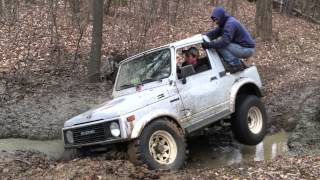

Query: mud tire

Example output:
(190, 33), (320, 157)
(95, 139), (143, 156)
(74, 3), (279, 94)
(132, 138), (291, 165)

(232, 95), (267, 145)
(127, 118), (186, 170)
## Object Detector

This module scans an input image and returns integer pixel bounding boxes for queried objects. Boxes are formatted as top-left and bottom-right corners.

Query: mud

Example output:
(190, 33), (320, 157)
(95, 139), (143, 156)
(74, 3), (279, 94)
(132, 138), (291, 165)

(0, 148), (319, 179)
(288, 85), (320, 153)
(1, 79), (318, 140)
(0, 81), (319, 179)
(0, 139), (64, 160)
(187, 130), (288, 169)
(0, 131), (288, 169)
(0, 80), (113, 139)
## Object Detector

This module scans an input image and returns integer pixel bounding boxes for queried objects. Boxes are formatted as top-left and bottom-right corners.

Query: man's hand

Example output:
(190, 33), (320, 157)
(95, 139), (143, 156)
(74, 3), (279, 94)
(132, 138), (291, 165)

(202, 41), (212, 49)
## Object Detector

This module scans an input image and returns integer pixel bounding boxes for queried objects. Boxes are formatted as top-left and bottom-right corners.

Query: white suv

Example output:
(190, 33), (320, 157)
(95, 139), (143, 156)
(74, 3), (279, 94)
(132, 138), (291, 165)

(62, 34), (267, 170)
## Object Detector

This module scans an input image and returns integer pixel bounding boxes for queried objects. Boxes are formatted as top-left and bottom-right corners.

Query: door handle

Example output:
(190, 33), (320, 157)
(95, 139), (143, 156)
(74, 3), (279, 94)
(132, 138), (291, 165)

(210, 76), (217, 81)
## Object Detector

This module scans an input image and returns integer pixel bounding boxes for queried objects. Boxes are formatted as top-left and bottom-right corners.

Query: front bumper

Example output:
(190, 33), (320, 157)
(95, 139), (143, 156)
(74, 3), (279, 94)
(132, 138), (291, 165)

(62, 118), (129, 149)
(64, 138), (129, 149)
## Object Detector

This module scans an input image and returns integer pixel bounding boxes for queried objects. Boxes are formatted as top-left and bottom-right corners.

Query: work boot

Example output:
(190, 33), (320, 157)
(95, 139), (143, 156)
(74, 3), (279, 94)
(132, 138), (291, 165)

(228, 65), (243, 73)
(240, 59), (249, 69)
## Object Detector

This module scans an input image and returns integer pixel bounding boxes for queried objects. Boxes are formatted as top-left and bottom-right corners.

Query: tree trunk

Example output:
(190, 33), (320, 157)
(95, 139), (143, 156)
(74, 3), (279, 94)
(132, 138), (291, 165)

(161, 0), (169, 17)
(231, 0), (238, 16)
(171, 0), (180, 25)
(255, 0), (272, 41)
(88, 0), (103, 82)
(0, 0), (3, 16)
(104, 0), (112, 15)
(282, 0), (295, 15)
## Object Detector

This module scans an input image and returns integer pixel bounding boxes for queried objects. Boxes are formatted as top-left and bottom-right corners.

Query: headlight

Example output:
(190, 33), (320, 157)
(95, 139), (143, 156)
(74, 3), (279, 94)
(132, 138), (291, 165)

(65, 130), (74, 144)
(110, 122), (121, 137)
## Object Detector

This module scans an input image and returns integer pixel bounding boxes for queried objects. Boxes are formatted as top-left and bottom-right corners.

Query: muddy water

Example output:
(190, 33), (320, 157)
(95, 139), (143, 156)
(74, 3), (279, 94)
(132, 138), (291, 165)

(187, 130), (289, 169)
(0, 139), (64, 159)
(0, 131), (289, 167)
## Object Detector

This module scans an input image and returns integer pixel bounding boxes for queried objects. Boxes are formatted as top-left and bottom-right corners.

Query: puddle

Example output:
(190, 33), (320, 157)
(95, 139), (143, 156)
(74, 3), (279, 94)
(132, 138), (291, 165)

(0, 138), (64, 159)
(0, 131), (288, 167)
(187, 130), (289, 169)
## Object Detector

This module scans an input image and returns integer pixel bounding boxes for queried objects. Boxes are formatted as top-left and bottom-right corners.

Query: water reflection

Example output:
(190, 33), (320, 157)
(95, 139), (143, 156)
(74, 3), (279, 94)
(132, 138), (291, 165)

(188, 130), (289, 169)
(255, 142), (264, 161)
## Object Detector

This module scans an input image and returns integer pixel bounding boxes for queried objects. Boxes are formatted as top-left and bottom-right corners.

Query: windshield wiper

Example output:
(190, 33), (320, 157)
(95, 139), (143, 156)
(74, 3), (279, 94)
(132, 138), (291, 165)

(119, 79), (155, 90)
(120, 84), (134, 90)
(140, 78), (155, 84)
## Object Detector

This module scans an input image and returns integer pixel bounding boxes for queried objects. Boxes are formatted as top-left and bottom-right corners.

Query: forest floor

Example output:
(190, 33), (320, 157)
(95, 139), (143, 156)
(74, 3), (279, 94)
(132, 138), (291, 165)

(0, 0), (319, 179)
(0, 150), (320, 179)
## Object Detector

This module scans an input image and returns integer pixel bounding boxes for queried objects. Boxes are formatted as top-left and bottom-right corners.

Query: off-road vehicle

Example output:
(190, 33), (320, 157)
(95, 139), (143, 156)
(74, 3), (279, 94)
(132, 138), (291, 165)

(62, 34), (267, 170)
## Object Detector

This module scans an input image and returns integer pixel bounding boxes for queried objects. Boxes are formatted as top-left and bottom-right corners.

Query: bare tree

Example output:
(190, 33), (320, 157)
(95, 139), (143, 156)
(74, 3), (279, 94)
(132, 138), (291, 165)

(49, 0), (64, 67)
(255, 0), (272, 41)
(73, 11), (88, 71)
(104, 0), (113, 15)
(171, 0), (180, 25)
(0, 0), (4, 16)
(1, 0), (19, 24)
(230, 0), (238, 16)
(161, 0), (169, 17)
(282, 0), (295, 15)
(88, 0), (103, 82)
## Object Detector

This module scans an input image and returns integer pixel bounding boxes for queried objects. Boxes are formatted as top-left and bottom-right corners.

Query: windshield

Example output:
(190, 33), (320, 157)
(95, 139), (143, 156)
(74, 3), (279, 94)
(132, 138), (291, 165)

(116, 48), (171, 91)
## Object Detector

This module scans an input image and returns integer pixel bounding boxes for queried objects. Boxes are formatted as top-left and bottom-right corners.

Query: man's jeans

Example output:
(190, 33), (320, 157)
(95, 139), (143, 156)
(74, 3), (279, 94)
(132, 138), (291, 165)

(217, 43), (255, 66)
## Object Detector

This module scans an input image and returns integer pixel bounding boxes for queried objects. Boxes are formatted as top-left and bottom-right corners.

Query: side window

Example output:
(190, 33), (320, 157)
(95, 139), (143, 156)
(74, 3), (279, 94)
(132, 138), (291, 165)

(176, 44), (212, 79)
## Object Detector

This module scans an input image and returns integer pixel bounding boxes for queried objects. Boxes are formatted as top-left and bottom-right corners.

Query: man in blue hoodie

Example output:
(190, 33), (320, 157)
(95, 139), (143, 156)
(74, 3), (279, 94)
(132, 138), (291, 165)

(202, 7), (255, 73)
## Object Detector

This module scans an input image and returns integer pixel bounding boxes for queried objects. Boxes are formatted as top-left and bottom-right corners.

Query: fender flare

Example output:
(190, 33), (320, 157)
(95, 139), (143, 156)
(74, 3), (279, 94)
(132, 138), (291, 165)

(230, 78), (263, 112)
(130, 111), (183, 139)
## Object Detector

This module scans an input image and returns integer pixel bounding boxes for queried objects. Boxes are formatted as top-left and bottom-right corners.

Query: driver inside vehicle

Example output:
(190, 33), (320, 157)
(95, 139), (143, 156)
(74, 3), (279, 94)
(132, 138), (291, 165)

(176, 47), (211, 78)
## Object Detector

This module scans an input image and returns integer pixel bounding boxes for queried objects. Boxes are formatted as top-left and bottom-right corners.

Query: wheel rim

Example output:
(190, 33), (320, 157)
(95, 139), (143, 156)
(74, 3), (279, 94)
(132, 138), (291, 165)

(149, 130), (177, 165)
(247, 106), (263, 134)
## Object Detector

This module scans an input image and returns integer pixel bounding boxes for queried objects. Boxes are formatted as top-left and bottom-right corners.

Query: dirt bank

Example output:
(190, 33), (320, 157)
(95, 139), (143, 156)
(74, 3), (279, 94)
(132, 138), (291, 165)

(0, 79), (112, 139)
(288, 85), (320, 153)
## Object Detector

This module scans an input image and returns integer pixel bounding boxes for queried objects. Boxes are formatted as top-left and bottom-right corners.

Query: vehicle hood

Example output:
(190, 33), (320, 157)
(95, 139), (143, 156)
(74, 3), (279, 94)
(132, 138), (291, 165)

(64, 87), (169, 127)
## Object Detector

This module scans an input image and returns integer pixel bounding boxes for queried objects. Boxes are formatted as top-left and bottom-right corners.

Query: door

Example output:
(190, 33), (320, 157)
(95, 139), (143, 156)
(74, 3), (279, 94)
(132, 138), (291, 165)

(175, 45), (228, 127)
(176, 70), (219, 118)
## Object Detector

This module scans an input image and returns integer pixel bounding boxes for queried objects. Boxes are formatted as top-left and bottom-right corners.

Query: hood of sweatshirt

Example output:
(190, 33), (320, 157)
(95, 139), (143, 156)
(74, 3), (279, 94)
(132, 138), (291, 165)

(211, 7), (229, 27)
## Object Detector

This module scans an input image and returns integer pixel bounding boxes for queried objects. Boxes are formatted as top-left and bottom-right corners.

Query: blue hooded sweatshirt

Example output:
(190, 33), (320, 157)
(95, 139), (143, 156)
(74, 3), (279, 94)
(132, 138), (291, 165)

(206, 7), (255, 49)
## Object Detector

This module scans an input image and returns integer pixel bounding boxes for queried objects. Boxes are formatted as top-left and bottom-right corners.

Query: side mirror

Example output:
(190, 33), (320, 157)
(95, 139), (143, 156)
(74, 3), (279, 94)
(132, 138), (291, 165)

(180, 65), (195, 84)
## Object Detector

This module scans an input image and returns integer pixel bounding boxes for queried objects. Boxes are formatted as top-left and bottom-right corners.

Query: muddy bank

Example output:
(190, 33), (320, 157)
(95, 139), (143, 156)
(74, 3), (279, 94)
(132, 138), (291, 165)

(288, 85), (320, 153)
(1, 79), (319, 140)
(0, 139), (64, 160)
(264, 82), (320, 133)
(0, 79), (112, 139)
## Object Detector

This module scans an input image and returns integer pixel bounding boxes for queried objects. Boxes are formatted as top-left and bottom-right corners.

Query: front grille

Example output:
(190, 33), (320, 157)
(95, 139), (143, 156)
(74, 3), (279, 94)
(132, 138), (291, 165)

(64, 121), (119, 145)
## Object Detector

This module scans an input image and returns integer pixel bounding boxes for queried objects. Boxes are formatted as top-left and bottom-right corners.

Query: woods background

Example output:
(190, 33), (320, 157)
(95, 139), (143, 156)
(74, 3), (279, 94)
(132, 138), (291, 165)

(0, 0), (318, 82)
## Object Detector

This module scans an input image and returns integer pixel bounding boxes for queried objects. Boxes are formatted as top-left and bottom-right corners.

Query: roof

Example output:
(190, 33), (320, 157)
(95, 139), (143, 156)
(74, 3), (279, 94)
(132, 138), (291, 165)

(170, 34), (205, 48)
(119, 34), (209, 65)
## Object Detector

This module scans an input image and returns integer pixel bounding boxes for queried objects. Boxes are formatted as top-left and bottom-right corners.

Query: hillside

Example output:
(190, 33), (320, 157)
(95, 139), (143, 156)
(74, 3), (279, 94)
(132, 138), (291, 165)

(0, 0), (319, 140)
(0, 0), (319, 179)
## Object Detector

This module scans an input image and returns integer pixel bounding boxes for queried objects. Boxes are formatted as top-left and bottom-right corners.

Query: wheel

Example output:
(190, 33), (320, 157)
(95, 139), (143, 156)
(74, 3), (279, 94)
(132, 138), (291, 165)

(127, 119), (186, 170)
(231, 95), (267, 145)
